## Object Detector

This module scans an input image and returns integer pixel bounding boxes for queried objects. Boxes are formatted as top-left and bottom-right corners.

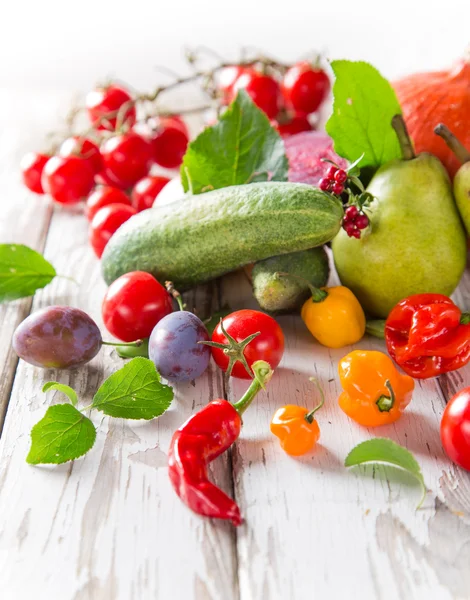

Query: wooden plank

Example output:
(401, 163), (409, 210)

(0, 183), (237, 598)
(221, 270), (470, 600)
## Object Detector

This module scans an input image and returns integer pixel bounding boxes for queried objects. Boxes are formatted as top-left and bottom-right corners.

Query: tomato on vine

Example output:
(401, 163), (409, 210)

(85, 186), (132, 221)
(20, 152), (50, 194)
(131, 175), (171, 211)
(148, 117), (189, 169)
(102, 271), (173, 341)
(204, 309), (285, 379)
(41, 156), (95, 204)
(59, 136), (103, 174)
(440, 387), (470, 471)
(232, 70), (283, 119)
(89, 203), (137, 258)
(100, 132), (153, 189)
(85, 84), (136, 131)
(282, 62), (330, 114)
(274, 114), (313, 138)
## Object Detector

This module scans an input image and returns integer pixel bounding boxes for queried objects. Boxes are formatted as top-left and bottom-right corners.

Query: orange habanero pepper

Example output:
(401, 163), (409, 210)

(338, 350), (414, 427)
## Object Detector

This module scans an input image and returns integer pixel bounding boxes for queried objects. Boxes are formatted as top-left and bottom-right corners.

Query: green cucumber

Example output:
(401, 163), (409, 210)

(101, 182), (343, 289)
(252, 248), (330, 313)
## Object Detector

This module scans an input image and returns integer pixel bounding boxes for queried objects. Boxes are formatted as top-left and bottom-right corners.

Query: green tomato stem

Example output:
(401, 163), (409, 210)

(232, 360), (273, 416)
(165, 281), (185, 311)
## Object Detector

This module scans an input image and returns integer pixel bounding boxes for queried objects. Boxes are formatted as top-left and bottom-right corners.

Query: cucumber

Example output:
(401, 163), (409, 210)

(252, 248), (330, 313)
(101, 182), (343, 289)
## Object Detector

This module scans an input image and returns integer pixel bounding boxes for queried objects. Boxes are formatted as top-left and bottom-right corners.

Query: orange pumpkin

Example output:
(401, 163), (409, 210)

(393, 51), (470, 179)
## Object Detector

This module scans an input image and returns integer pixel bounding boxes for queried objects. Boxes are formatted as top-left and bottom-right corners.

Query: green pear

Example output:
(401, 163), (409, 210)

(435, 124), (470, 235)
(332, 115), (466, 318)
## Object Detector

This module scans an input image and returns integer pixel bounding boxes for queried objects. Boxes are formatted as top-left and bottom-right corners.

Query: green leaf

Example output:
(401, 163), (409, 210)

(326, 61), (403, 169)
(181, 90), (288, 194)
(91, 357), (173, 420)
(116, 338), (149, 359)
(42, 382), (78, 407)
(27, 404), (96, 465)
(0, 244), (56, 302)
(345, 438), (427, 508)
(203, 306), (232, 336)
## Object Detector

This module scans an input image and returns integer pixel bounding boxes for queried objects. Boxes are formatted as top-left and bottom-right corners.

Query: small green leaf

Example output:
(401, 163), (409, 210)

(91, 357), (173, 420)
(27, 404), (96, 465)
(42, 381), (78, 406)
(181, 90), (288, 194)
(326, 61), (403, 169)
(345, 438), (427, 508)
(116, 338), (149, 359)
(203, 306), (232, 336)
(0, 244), (56, 302)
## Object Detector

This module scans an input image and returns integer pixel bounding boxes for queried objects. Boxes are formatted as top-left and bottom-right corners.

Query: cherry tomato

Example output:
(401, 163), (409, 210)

(102, 271), (173, 342)
(100, 132), (153, 189)
(210, 309), (284, 379)
(59, 136), (103, 174)
(20, 152), (50, 194)
(85, 84), (136, 131)
(232, 70), (283, 119)
(218, 65), (247, 104)
(131, 175), (171, 212)
(89, 203), (137, 258)
(273, 114), (314, 138)
(41, 156), (95, 205)
(85, 186), (131, 221)
(282, 62), (330, 114)
(148, 117), (189, 169)
(441, 387), (470, 471)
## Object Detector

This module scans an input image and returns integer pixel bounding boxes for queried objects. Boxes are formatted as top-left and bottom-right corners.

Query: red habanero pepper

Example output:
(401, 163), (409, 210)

(385, 294), (470, 379)
(168, 360), (273, 525)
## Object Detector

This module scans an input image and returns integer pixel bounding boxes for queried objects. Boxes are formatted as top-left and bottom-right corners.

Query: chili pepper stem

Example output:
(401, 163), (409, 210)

(102, 339), (143, 348)
(275, 272), (328, 303)
(365, 320), (386, 339)
(305, 377), (325, 423)
(460, 312), (470, 325)
(391, 115), (416, 161)
(232, 360), (273, 416)
(376, 380), (395, 412)
(165, 281), (185, 311)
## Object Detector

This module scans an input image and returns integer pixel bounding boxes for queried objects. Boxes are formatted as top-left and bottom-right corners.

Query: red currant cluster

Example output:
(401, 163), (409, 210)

(342, 206), (369, 239)
(318, 166), (348, 195)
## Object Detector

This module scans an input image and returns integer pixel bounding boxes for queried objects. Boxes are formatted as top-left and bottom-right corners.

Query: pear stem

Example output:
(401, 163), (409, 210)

(392, 115), (415, 161)
(434, 124), (470, 165)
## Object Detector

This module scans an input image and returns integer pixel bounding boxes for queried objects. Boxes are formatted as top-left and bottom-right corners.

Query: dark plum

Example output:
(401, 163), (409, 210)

(12, 306), (102, 369)
(149, 312), (210, 382)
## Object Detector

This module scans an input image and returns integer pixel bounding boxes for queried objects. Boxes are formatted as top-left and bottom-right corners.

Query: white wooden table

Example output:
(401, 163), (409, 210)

(1, 89), (470, 600)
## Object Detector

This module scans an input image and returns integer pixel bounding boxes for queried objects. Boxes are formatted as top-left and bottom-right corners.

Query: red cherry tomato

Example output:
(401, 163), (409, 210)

(273, 114), (314, 138)
(20, 152), (50, 194)
(131, 176), (171, 212)
(41, 156), (95, 205)
(232, 70), (283, 119)
(59, 136), (103, 174)
(282, 62), (330, 114)
(218, 65), (247, 104)
(85, 186), (131, 221)
(148, 117), (189, 169)
(102, 271), (173, 341)
(441, 387), (470, 471)
(100, 132), (153, 189)
(211, 309), (285, 379)
(85, 84), (136, 131)
(89, 203), (137, 258)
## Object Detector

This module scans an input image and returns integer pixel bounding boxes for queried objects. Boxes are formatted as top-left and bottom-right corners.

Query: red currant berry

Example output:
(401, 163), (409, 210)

(20, 152), (50, 194)
(218, 66), (247, 105)
(41, 156), (95, 205)
(147, 117), (189, 169)
(131, 176), (171, 212)
(343, 222), (356, 236)
(355, 214), (369, 230)
(102, 271), (173, 342)
(89, 203), (137, 258)
(351, 228), (362, 239)
(282, 62), (330, 114)
(232, 70), (283, 119)
(325, 165), (338, 179)
(275, 114), (313, 137)
(318, 177), (332, 192)
(85, 186), (131, 221)
(331, 182), (344, 195)
(86, 84), (136, 131)
(334, 169), (348, 184)
(345, 205), (359, 220)
(100, 132), (153, 189)
(59, 136), (103, 174)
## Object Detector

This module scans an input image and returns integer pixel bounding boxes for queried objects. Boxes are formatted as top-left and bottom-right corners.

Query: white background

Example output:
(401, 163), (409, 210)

(1, 0), (469, 92)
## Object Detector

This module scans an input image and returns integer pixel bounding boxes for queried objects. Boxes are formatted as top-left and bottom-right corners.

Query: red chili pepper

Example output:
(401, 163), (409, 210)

(168, 360), (273, 525)
(385, 294), (470, 379)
